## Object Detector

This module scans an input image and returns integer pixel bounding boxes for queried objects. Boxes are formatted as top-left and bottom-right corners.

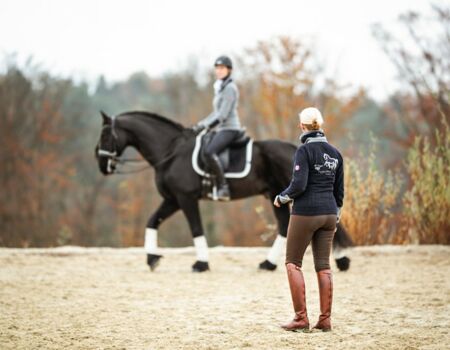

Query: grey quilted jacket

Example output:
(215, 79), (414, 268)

(198, 77), (242, 131)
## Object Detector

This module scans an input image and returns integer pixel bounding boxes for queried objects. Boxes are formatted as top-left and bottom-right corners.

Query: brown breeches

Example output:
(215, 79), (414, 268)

(285, 214), (337, 272)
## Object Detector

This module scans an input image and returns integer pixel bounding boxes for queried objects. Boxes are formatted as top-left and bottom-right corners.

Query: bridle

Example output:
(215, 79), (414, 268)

(97, 115), (187, 175)
(97, 116), (150, 175)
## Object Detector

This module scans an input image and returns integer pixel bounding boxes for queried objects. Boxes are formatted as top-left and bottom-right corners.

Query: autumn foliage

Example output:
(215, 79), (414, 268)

(0, 4), (449, 247)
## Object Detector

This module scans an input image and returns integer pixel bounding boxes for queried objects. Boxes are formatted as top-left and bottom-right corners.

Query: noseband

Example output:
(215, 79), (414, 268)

(97, 116), (152, 174)
(97, 116), (122, 174)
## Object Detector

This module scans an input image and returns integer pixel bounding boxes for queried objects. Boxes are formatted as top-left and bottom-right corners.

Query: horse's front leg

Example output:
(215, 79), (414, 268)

(177, 195), (210, 272)
(145, 199), (179, 271)
(259, 195), (290, 271)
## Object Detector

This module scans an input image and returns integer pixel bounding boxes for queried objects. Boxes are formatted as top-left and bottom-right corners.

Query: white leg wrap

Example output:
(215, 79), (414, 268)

(144, 228), (158, 254)
(193, 236), (209, 262)
(267, 234), (287, 265)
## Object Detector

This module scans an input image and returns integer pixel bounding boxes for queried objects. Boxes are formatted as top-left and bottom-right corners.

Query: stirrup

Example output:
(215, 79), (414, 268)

(207, 185), (229, 201)
(217, 184), (230, 201)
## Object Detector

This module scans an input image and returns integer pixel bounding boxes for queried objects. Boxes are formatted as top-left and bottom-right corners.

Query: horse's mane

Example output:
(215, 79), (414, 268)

(118, 111), (185, 131)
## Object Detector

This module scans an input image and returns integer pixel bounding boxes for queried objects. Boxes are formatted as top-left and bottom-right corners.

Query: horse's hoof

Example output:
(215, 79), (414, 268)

(147, 254), (163, 271)
(192, 261), (210, 272)
(335, 256), (350, 271)
(259, 259), (277, 271)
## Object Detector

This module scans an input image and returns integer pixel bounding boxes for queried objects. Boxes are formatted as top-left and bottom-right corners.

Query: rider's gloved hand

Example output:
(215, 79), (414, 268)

(191, 123), (205, 134)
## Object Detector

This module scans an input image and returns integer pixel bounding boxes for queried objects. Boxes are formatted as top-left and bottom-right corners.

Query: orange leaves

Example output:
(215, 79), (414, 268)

(0, 65), (73, 247)
(238, 36), (365, 142)
(39, 129), (63, 144)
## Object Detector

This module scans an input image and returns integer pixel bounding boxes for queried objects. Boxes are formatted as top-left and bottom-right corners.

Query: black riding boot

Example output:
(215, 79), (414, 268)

(208, 154), (230, 201)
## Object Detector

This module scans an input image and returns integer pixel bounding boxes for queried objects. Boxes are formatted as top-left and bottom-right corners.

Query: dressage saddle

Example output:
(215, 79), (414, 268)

(200, 130), (250, 172)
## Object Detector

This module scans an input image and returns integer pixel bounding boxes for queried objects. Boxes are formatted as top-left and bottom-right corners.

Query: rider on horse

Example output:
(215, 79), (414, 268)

(192, 55), (243, 201)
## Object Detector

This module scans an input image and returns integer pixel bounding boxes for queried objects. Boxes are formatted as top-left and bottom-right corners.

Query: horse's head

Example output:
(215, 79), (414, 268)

(95, 111), (127, 175)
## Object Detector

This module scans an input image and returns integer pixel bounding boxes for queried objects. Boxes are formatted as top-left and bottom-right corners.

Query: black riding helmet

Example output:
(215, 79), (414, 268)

(214, 55), (233, 69)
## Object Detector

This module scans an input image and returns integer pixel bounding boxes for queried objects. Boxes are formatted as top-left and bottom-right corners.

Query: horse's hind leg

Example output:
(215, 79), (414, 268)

(259, 196), (290, 271)
(145, 199), (179, 271)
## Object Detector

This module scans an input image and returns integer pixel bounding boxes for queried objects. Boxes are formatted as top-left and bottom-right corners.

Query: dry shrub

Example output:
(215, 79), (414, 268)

(341, 142), (403, 245)
(403, 122), (450, 244)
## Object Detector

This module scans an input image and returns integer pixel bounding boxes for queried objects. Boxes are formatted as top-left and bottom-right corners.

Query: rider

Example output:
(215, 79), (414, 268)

(192, 55), (243, 201)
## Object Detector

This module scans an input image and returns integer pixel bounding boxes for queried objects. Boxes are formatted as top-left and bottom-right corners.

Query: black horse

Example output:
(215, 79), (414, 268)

(95, 111), (352, 272)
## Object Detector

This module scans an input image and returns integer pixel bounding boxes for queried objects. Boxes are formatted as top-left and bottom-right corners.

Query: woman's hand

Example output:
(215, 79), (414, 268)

(274, 194), (292, 207)
(273, 196), (281, 207)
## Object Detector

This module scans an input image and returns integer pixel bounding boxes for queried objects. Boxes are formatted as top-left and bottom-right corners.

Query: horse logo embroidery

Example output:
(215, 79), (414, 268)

(323, 153), (338, 170)
(314, 153), (338, 173)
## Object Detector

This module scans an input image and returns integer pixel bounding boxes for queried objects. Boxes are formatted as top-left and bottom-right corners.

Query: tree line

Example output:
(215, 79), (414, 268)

(0, 4), (448, 247)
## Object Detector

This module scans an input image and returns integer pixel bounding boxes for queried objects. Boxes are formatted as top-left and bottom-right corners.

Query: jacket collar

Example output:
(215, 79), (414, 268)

(214, 75), (233, 94)
(299, 130), (327, 144)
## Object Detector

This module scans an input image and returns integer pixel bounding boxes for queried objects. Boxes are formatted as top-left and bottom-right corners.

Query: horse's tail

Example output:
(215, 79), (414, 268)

(334, 222), (353, 271)
(256, 140), (297, 192)
(334, 222), (354, 248)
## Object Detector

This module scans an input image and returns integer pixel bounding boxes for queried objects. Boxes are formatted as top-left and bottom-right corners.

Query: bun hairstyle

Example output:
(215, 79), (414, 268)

(310, 119), (321, 130)
(299, 107), (324, 131)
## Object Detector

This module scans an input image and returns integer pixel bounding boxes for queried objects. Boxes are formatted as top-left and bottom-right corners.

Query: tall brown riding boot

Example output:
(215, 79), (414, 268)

(313, 269), (333, 332)
(281, 263), (310, 332)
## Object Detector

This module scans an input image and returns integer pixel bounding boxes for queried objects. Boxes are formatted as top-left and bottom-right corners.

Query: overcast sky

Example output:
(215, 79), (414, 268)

(0, 0), (437, 100)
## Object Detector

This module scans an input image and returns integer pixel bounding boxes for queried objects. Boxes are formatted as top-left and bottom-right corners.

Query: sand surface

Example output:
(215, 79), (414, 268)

(1, 245), (449, 350)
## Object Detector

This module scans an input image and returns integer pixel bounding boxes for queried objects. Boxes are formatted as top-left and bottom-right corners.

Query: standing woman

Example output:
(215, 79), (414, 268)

(192, 55), (243, 201)
(274, 107), (344, 332)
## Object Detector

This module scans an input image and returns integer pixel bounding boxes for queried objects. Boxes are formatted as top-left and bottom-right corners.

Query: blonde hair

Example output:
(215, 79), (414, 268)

(302, 120), (321, 131)
(299, 107), (324, 130)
